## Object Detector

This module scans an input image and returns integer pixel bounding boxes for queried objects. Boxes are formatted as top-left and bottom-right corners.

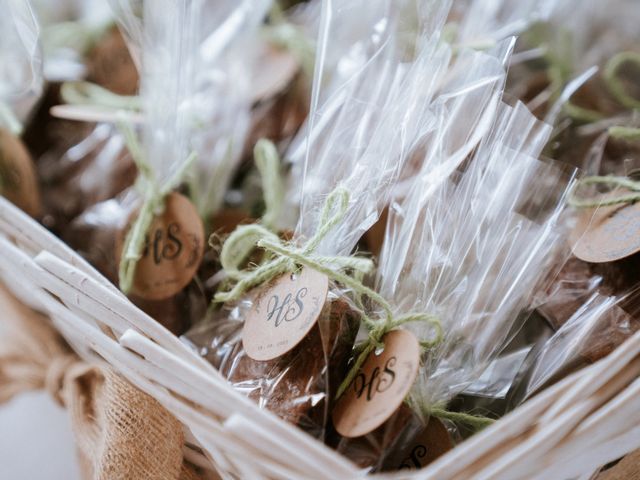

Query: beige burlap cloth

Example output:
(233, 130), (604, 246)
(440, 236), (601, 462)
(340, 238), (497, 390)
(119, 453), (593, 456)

(0, 284), (202, 480)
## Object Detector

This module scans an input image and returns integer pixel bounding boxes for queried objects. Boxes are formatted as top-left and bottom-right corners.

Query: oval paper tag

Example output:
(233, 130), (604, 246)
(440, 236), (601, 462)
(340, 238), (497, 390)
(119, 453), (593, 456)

(572, 195), (640, 263)
(0, 128), (41, 217)
(396, 418), (453, 470)
(333, 329), (421, 438)
(242, 268), (329, 361)
(116, 192), (204, 300)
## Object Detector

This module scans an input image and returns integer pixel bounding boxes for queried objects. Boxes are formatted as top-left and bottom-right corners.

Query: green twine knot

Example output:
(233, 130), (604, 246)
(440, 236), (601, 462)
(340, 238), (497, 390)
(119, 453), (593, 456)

(117, 119), (197, 294)
(214, 188), (373, 303)
(265, 3), (315, 77)
(214, 187), (443, 402)
(569, 175), (640, 209)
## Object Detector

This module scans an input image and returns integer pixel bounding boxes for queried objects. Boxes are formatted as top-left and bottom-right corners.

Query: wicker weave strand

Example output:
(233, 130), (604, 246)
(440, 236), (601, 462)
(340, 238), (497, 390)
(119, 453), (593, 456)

(0, 285), (199, 480)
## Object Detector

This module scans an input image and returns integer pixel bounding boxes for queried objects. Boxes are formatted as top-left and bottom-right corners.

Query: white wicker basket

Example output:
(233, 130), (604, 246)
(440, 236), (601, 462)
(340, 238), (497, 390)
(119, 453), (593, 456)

(1, 196), (639, 480)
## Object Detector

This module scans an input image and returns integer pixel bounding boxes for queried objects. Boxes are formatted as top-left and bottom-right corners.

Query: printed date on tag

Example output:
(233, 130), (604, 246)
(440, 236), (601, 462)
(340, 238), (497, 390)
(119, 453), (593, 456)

(242, 268), (329, 361)
(332, 329), (421, 438)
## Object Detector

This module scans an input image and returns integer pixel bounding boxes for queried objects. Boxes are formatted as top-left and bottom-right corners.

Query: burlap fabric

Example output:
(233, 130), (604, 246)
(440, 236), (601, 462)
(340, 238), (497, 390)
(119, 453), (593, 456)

(0, 284), (201, 480)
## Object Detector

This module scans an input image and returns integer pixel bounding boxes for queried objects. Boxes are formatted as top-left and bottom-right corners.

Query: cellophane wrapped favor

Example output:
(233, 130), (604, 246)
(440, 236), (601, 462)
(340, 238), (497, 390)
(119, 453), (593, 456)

(332, 35), (577, 470)
(182, 0), (460, 441)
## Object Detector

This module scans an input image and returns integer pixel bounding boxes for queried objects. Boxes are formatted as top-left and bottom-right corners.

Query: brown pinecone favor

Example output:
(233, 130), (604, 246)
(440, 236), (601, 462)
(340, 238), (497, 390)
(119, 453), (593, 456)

(182, 291), (359, 439)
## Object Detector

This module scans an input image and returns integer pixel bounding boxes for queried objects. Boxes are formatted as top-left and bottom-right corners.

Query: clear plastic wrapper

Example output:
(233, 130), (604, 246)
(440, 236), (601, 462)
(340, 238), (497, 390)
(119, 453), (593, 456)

(523, 290), (640, 399)
(334, 69), (576, 471)
(1, 0), (43, 124)
(0, 0), (43, 217)
(183, 0), (456, 441)
(518, 250), (640, 403)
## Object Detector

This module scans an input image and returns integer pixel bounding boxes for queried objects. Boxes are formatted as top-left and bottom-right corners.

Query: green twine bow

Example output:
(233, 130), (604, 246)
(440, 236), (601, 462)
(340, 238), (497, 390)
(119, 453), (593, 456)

(117, 119), (196, 294)
(213, 187), (443, 401)
(61, 81), (142, 111)
(568, 175), (640, 208)
(214, 188), (373, 303)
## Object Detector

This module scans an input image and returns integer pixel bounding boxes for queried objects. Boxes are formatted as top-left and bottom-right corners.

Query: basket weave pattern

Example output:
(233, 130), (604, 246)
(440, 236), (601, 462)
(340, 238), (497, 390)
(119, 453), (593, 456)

(1, 197), (639, 479)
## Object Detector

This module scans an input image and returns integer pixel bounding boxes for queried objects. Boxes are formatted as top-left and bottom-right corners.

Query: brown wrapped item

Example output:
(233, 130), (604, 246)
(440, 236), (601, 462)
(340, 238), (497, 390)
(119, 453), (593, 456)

(182, 290), (360, 439)
(537, 253), (640, 362)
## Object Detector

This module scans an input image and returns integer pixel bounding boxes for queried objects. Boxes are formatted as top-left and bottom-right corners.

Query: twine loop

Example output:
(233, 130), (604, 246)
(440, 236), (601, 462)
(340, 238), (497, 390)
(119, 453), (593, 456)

(214, 188), (367, 303)
(213, 187), (443, 400)
(569, 175), (640, 209)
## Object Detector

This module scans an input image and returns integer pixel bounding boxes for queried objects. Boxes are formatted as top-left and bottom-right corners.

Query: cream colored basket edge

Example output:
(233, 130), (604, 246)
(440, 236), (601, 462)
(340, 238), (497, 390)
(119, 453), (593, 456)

(0, 197), (638, 480)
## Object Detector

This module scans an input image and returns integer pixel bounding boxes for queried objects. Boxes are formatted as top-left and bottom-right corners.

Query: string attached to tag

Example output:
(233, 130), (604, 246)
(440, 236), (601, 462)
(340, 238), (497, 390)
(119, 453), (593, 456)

(214, 186), (443, 400)
(116, 118), (197, 294)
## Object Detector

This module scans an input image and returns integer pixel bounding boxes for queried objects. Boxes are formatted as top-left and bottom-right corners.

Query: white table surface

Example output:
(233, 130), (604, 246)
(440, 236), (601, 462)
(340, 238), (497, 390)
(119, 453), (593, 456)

(0, 391), (81, 480)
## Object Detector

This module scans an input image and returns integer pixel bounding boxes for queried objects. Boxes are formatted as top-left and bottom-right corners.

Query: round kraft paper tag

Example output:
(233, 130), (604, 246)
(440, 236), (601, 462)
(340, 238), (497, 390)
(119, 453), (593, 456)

(332, 329), (421, 438)
(396, 418), (453, 470)
(0, 128), (41, 217)
(116, 192), (204, 300)
(242, 268), (329, 361)
(571, 195), (640, 263)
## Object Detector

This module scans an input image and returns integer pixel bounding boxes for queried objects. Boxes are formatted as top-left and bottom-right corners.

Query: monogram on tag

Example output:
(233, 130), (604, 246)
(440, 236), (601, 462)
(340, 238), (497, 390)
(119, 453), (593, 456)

(332, 329), (420, 438)
(116, 192), (204, 300)
(396, 418), (453, 470)
(572, 196), (640, 263)
(0, 128), (41, 217)
(242, 268), (329, 361)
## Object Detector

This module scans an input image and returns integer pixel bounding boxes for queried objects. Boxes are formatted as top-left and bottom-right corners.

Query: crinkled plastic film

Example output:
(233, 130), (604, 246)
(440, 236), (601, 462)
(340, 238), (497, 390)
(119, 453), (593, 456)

(182, 0), (457, 441)
(335, 47), (577, 471)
